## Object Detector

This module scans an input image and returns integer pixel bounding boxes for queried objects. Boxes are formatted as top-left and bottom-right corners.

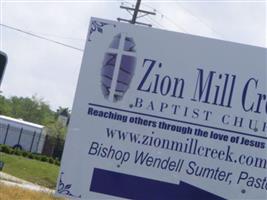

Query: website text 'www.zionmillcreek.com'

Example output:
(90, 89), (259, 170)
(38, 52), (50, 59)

(104, 127), (267, 170)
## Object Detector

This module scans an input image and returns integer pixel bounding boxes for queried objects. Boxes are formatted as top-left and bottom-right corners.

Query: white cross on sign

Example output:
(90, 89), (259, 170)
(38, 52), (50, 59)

(107, 33), (136, 102)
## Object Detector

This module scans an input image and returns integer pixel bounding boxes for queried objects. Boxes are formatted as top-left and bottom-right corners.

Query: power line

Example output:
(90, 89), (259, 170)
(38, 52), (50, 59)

(174, 3), (223, 38)
(0, 24), (84, 52)
(141, 1), (223, 38)
(145, 15), (166, 29)
(36, 32), (85, 42)
(1, 2), (224, 52)
(128, 0), (223, 37)
(141, 2), (188, 33)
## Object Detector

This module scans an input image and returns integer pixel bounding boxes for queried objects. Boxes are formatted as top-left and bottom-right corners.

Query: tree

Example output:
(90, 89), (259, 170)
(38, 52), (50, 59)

(46, 121), (67, 140)
(7, 95), (55, 125)
(56, 107), (71, 117)
(0, 96), (11, 115)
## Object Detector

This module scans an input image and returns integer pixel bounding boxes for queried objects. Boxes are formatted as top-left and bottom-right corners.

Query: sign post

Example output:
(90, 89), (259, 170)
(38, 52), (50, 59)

(0, 51), (7, 87)
(56, 18), (267, 200)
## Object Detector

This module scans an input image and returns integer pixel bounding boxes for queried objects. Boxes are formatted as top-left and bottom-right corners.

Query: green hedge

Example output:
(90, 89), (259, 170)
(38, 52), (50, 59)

(0, 144), (60, 166)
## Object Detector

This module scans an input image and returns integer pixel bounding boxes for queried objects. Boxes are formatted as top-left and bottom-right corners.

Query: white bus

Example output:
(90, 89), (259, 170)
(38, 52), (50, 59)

(0, 115), (46, 153)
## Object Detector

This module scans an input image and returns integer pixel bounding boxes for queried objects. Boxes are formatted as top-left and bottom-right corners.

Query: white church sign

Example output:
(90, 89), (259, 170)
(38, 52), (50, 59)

(56, 18), (267, 200)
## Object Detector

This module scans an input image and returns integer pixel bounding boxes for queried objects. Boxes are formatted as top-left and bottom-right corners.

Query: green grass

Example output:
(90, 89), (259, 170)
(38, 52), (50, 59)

(0, 152), (59, 189)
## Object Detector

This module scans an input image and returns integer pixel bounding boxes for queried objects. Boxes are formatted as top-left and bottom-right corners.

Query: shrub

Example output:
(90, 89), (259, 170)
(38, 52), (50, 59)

(9, 148), (15, 155)
(55, 160), (60, 166)
(31, 154), (39, 160)
(28, 154), (34, 159)
(41, 156), (48, 162)
(35, 155), (42, 161)
(14, 150), (22, 156)
(0, 144), (60, 166)
(22, 151), (29, 157)
(13, 145), (22, 151)
(1, 145), (11, 154)
(48, 158), (54, 164)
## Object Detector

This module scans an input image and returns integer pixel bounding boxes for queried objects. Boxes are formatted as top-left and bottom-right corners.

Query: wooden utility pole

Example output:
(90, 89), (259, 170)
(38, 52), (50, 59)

(118, 0), (156, 27)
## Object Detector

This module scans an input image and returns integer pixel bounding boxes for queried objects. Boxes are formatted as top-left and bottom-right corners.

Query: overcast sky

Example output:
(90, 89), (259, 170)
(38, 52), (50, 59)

(0, 0), (266, 110)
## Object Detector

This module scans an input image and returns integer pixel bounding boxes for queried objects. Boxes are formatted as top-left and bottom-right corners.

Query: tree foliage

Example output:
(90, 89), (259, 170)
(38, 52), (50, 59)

(0, 95), (68, 138)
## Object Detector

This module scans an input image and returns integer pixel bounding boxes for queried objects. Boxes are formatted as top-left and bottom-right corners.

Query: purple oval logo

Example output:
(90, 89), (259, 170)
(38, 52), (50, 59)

(101, 33), (137, 102)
